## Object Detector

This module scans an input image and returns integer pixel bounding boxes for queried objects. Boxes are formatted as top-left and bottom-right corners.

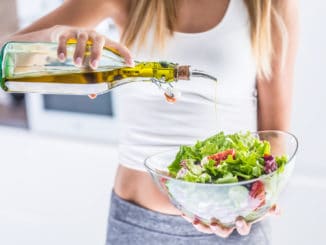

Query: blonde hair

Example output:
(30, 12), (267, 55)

(121, 0), (287, 79)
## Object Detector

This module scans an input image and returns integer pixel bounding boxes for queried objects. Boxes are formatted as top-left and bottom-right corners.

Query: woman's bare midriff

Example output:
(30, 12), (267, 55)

(113, 164), (181, 215)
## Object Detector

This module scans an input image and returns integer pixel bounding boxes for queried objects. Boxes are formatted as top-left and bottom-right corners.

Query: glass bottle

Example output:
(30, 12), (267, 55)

(0, 41), (217, 98)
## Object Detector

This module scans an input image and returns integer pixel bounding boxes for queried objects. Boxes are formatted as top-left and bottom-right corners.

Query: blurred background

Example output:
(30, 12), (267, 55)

(0, 0), (325, 244)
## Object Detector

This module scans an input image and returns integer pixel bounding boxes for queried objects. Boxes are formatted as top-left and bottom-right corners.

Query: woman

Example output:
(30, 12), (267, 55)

(1, 0), (299, 244)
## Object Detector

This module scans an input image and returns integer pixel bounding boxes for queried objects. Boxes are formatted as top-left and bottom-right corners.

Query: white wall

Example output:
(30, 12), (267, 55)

(292, 0), (326, 175)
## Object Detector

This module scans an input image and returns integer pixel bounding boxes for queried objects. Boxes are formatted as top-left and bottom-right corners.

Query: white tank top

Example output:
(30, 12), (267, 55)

(115, 0), (257, 171)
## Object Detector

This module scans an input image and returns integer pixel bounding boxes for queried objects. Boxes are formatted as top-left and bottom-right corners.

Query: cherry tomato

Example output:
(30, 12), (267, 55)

(249, 180), (266, 210)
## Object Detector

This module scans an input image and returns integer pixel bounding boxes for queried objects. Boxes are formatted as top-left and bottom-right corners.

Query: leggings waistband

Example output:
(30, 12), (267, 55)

(109, 190), (214, 237)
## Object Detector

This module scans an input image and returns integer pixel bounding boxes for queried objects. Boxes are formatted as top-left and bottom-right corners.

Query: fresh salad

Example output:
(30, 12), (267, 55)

(168, 131), (288, 184)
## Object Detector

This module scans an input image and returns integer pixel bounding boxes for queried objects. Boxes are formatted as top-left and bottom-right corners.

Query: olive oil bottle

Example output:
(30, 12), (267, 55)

(0, 41), (217, 98)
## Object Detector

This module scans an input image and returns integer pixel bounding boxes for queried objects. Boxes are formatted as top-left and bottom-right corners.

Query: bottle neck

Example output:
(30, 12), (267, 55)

(177, 65), (217, 82)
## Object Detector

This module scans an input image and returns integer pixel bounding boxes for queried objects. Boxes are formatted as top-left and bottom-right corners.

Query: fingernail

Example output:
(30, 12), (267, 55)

(91, 60), (98, 69)
(210, 225), (218, 231)
(58, 52), (65, 62)
(193, 218), (200, 225)
(235, 220), (243, 228)
(210, 222), (219, 231)
(127, 58), (135, 67)
(75, 57), (82, 67)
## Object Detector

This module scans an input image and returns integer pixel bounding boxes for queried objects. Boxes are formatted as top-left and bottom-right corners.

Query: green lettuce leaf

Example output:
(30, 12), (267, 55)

(167, 131), (289, 183)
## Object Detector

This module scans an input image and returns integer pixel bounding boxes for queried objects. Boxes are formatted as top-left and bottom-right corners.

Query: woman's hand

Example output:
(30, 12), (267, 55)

(181, 204), (280, 238)
(51, 25), (134, 68)
(50, 25), (134, 99)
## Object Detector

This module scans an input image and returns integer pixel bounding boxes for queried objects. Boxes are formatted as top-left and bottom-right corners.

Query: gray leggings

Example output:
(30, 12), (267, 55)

(106, 191), (271, 245)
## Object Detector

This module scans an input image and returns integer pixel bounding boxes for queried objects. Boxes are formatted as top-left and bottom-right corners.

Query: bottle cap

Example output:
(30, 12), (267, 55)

(177, 65), (191, 80)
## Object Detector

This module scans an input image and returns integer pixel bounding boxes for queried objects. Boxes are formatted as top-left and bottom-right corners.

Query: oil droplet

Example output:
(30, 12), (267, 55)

(215, 79), (218, 128)
(88, 94), (97, 99)
(164, 93), (177, 103)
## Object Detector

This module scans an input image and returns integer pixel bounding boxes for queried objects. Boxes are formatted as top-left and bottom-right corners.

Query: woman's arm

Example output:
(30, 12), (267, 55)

(0, 0), (115, 47)
(14, 0), (117, 35)
(0, 0), (132, 67)
(257, 0), (299, 131)
(1, 0), (110, 45)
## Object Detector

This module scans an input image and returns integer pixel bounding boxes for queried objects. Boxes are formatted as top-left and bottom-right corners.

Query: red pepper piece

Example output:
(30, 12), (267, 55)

(249, 180), (266, 210)
(208, 149), (236, 165)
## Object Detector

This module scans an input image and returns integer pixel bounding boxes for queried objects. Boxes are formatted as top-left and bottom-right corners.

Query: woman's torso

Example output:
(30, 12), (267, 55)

(113, 0), (258, 214)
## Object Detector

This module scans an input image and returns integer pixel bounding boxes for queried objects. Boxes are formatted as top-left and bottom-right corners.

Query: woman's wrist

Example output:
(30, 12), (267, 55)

(0, 26), (58, 48)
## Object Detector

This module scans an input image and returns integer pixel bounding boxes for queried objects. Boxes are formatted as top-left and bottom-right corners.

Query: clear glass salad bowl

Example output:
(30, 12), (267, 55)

(144, 130), (298, 227)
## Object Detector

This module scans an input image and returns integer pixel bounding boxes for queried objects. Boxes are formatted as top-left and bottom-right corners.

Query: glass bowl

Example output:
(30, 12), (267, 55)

(144, 130), (298, 227)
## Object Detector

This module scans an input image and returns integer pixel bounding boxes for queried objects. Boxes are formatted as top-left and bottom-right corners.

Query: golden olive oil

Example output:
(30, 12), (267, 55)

(1, 42), (217, 97)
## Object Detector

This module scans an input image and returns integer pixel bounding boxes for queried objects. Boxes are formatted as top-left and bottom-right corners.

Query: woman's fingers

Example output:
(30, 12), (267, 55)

(234, 205), (279, 236)
(192, 218), (213, 234)
(182, 205), (280, 238)
(181, 214), (234, 238)
(249, 204), (281, 226)
(269, 204), (281, 216)
(54, 26), (134, 68)
(209, 221), (234, 238)
(235, 217), (251, 236)
(181, 214), (213, 234)
(73, 30), (89, 67)
(181, 213), (193, 223)
(57, 30), (75, 62)
(89, 33), (105, 69)
(105, 39), (134, 66)
(234, 205), (280, 236)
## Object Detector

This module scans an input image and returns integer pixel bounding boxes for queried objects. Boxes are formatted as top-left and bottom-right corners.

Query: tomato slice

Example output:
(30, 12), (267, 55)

(249, 181), (266, 210)
(208, 149), (235, 165)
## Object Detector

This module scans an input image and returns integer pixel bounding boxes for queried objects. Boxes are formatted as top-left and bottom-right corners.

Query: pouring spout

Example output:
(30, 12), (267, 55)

(190, 69), (217, 82)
